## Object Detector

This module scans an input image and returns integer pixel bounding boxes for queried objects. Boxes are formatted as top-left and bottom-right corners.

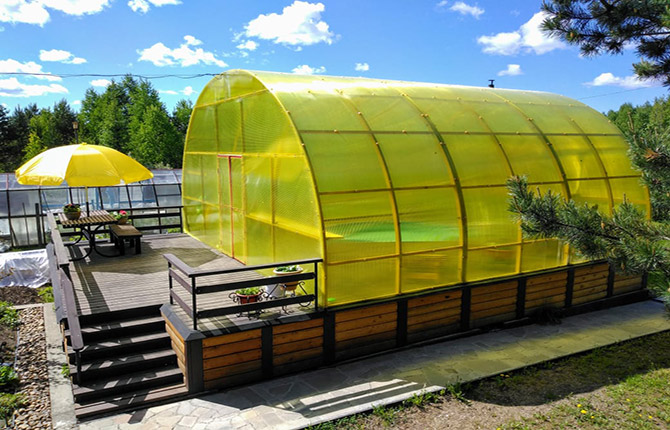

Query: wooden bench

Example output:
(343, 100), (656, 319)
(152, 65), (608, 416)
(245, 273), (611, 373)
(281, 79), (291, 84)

(110, 224), (142, 255)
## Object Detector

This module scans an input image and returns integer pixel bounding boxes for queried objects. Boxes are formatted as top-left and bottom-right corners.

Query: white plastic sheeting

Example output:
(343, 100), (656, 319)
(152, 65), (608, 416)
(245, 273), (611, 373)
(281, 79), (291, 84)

(0, 249), (49, 288)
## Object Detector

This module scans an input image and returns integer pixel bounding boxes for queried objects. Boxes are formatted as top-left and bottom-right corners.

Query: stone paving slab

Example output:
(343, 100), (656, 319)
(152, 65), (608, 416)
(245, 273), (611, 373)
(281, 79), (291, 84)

(79, 300), (670, 430)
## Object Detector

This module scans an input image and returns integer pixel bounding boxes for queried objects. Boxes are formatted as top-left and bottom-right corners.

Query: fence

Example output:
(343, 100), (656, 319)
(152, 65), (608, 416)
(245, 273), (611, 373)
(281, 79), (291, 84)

(0, 170), (182, 247)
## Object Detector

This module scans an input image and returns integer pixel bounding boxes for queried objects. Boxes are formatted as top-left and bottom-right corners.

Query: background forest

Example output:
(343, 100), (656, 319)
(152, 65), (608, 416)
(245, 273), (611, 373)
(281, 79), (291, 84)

(0, 76), (192, 173)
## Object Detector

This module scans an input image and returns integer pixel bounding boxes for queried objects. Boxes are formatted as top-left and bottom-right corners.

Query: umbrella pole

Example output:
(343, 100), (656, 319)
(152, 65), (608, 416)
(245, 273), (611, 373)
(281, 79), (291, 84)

(85, 187), (90, 217)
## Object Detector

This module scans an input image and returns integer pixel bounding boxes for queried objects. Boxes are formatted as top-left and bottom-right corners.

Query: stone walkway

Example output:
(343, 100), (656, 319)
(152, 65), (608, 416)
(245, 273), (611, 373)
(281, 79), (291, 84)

(77, 300), (670, 430)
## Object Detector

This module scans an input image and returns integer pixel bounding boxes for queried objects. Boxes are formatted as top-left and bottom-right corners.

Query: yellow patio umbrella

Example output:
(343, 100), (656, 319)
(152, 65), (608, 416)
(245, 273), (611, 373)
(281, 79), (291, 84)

(15, 142), (153, 214)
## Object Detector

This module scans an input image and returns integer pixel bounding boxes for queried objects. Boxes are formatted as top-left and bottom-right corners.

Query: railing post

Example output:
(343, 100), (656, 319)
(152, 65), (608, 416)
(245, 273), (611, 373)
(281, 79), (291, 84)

(314, 261), (319, 311)
(168, 262), (174, 305)
(75, 350), (82, 384)
(192, 277), (198, 331)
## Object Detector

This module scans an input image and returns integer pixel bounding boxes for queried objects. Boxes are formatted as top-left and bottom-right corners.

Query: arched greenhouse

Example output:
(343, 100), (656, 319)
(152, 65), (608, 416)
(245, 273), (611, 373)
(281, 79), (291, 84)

(182, 70), (648, 308)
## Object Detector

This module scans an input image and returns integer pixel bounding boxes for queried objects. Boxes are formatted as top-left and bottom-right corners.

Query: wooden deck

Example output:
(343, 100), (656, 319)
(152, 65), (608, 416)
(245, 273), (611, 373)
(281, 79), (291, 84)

(68, 233), (313, 332)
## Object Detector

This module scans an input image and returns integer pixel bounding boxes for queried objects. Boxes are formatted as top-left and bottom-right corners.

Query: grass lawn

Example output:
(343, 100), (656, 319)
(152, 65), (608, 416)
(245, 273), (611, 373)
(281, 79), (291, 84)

(310, 330), (670, 429)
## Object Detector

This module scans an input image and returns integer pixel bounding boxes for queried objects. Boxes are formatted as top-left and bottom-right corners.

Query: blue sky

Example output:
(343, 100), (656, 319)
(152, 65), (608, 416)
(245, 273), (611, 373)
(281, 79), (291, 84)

(0, 0), (667, 114)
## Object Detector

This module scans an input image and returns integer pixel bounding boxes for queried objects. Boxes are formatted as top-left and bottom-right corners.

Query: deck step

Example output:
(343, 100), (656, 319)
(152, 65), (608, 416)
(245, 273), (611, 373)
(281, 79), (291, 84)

(68, 315), (166, 344)
(76, 383), (189, 420)
(73, 367), (184, 404)
(71, 348), (176, 381)
(76, 304), (162, 327)
(69, 332), (171, 362)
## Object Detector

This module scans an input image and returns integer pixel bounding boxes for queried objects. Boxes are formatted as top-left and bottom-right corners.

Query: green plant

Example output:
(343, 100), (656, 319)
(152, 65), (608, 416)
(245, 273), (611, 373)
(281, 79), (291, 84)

(274, 265), (303, 273)
(0, 393), (24, 422)
(111, 210), (128, 221)
(62, 203), (80, 213)
(38, 286), (54, 303)
(0, 302), (20, 329)
(61, 363), (70, 377)
(446, 382), (471, 405)
(403, 390), (441, 408)
(372, 404), (397, 426)
(0, 366), (18, 388)
(235, 287), (263, 296)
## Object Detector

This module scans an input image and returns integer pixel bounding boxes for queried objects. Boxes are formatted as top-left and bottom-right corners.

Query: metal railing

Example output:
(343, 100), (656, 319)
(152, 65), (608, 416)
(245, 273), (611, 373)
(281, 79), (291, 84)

(164, 254), (323, 330)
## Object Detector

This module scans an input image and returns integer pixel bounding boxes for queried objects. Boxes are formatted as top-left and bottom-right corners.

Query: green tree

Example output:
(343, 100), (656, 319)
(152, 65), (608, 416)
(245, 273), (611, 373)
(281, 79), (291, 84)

(171, 99), (193, 137)
(507, 176), (670, 297)
(542, 0), (670, 85)
(0, 104), (38, 172)
(132, 104), (181, 168)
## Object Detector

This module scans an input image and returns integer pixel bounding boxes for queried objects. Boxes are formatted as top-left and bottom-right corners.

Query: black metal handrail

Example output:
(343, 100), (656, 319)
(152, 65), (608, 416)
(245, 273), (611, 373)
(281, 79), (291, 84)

(164, 254), (323, 330)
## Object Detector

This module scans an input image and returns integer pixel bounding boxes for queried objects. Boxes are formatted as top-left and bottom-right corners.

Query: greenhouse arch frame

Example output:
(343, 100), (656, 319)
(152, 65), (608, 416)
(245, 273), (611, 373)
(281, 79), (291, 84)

(182, 70), (648, 308)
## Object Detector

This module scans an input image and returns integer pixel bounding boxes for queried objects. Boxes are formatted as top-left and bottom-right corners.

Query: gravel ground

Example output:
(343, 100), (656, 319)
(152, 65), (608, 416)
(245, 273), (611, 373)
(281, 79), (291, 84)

(12, 307), (51, 430)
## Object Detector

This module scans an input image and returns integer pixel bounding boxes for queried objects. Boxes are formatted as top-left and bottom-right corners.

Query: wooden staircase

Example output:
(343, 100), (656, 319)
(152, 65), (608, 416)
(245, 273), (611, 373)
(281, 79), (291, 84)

(65, 305), (189, 419)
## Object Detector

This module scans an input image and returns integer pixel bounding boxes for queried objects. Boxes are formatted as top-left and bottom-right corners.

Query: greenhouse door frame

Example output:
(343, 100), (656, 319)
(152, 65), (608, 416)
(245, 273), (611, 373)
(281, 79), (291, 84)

(218, 153), (243, 260)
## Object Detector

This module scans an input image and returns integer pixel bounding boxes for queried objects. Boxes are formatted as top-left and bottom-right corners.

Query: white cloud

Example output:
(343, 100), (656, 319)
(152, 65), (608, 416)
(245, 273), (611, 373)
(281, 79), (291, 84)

(245, 1), (335, 46)
(0, 0), (110, 25)
(128, 0), (180, 14)
(355, 62), (369, 72)
(478, 11), (566, 55)
(159, 85), (195, 96)
(72, 100), (81, 106)
(585, 72), (659, 89)
(292, 64), (326, 74)
(498, 64), (522, 76)
(0, 59), (61, 81)
(138, 35), (227, 67)
(90, 79), (111, 87)
(0, 77), (67, 97)
(39, 49), (86, 64)
(236, 40), (258, 51)
(436, 0), (448, 7)
(449, 2), (484, 19)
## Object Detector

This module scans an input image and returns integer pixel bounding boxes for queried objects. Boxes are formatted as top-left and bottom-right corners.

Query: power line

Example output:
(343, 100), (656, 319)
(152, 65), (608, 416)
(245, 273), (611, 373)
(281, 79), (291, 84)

(577, 86), (663, 100)
(0, 72), (220, 80)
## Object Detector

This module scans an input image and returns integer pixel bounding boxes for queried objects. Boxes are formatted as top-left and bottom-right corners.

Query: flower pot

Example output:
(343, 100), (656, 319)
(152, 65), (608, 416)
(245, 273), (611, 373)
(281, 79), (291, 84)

(64, 211), (81, 221)
(273, 267), (303, 291)
(117, 216), (128, 225)
(237, 293), (261, 304)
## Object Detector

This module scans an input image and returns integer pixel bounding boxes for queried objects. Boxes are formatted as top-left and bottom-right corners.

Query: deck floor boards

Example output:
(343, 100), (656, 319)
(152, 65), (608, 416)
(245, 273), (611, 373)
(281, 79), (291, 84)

(69, 233), (314, 332)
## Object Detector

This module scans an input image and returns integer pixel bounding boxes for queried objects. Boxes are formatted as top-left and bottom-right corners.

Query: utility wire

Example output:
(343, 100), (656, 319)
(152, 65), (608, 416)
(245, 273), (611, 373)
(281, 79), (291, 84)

(577, 86), (662, 100)
(0, 72), (220, 80)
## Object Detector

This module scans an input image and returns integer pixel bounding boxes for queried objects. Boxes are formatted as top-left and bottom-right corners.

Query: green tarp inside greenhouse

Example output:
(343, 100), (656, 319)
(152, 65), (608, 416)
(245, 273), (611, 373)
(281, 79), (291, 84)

(182, 69), (649, 307)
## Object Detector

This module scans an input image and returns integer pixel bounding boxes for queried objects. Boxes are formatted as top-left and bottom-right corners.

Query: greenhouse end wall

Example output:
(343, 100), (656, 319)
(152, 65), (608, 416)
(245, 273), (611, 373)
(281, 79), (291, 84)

(182, 70), (649, 308)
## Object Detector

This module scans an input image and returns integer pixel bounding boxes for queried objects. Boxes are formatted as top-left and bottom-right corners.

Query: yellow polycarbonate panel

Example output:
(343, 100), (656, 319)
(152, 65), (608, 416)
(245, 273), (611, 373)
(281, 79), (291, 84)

(400, 250), (461, 293)
(321, 191), (396, 263)
(273, 155), (321, 242)
(497, 135), (563, 183)
(377, 134), (454, 188)
(445, 134), (512, 186)
(348, 95), (431, 132)
(610, 177), (650, 214)
(464, 188), (518, 248)
(467, 246), (519, 282)
(242, 91), (302, 154)
(410, 98), (490, 133)
(568, 106), (623, 135)
(569, 179), (611, 212)
(215, 99), (242, 153)
(395, 188), (460, 253)
(326, 259), (397, 306)
(281, 92), (366, 131)
(468, 101), (538, 134)
(550, 136), (606, 179)
(521, 240), (567, 273)
(513, 104), (582, 134)
(183, 70), (648, 308)
(587, 136), (638, 177)
(302, 134), (388, 192)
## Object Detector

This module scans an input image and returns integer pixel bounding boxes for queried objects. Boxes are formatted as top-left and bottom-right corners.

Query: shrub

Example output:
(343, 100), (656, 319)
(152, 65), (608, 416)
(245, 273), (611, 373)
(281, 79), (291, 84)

(0, 393), (24, 422)
(0, 303), (19, 329)
(38, 286), (54, 303)
(0, 366), (18, 389)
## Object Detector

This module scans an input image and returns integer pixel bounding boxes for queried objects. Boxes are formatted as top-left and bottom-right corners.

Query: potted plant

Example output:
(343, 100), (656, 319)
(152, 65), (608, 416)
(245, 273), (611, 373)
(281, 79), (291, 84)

(273, 265), (303, 292)
(235, 286), (263, 304)
(111, 210), (129, 224)
(62, 203), (81, 220)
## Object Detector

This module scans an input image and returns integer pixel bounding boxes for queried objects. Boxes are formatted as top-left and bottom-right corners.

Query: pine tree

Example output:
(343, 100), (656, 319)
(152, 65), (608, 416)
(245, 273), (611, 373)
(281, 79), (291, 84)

(542, 0), (670, 85)
(507, 176), (670, 298)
